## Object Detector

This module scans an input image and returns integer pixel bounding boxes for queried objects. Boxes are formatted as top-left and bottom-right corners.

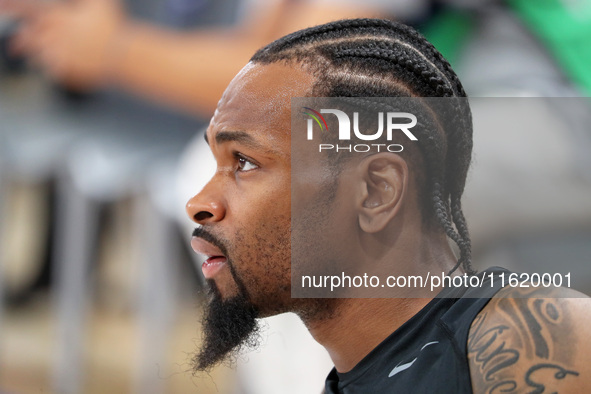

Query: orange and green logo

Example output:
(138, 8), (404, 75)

(303, 107), (329, 132)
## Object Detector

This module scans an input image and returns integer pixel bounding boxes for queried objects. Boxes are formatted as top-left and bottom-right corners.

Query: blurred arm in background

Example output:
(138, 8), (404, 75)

(0, 0), (382, 117)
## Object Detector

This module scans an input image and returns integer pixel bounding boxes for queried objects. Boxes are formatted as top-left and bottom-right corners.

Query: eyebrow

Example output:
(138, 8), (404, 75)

(205, 130), (281, 155)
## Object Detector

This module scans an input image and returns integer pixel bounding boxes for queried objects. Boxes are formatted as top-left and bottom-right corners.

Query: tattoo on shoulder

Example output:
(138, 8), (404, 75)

(467, 287), (580, 393)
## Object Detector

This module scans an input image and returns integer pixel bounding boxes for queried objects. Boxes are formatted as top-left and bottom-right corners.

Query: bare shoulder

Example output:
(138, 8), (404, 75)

(467, 285), (591, 393)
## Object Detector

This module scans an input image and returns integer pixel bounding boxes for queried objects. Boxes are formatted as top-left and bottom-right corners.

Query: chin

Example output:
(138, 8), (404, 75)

(248, 291), (294, 319)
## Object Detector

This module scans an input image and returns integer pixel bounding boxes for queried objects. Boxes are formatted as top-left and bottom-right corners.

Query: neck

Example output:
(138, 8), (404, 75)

(300, 231), (460, 373)
(303, 297), (431, 372)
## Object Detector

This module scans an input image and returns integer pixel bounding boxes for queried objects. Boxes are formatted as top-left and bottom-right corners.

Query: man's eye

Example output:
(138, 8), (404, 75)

(237, 155), (258, 172)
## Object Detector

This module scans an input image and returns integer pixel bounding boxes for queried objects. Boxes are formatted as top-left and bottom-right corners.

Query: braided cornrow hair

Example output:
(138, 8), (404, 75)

(251, 18), (475, 275)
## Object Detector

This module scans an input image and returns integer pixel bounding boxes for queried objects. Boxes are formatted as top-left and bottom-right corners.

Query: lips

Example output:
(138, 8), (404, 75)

(191, 236), (228, 279)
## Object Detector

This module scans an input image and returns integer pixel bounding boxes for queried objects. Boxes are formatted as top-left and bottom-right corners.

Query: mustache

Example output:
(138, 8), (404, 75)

(192, 227), (230, 258)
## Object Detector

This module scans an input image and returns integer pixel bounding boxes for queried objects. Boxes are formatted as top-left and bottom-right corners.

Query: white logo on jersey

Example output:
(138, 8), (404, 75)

(388, 341), (439, 378)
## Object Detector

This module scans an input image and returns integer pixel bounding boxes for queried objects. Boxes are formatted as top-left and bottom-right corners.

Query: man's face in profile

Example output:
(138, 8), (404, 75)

(186, 61), (318, 370)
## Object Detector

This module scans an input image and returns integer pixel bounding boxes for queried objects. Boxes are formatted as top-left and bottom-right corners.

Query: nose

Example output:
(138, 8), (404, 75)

(186, 179), (226, 224)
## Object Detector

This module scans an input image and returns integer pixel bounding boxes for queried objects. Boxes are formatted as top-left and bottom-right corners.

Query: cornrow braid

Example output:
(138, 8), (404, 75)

(252, 18), (476, 275)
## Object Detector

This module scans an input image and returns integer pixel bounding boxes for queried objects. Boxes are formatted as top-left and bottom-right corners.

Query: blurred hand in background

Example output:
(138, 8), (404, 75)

(0, 0), (382, 116)
(1, 0), (124, 90)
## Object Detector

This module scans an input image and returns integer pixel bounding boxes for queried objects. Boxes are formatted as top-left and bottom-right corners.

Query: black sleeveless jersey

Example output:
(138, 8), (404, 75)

(324, 267), (509, 394)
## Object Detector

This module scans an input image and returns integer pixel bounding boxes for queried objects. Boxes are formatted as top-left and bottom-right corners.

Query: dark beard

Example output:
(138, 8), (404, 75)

(193, 280), (261, 372)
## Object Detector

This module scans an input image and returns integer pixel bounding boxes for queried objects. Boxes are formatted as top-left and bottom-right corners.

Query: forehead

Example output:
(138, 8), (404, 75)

(207, 62), (315, 145)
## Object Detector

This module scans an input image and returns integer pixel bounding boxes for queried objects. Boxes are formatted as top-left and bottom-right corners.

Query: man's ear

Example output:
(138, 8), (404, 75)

(357, 153), (408, 233)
